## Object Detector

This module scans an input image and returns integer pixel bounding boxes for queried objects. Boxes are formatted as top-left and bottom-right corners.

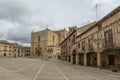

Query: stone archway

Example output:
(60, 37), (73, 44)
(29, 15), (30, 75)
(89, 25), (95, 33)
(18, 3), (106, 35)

(35, 47), (42, 57)
(87, 52), (97, 67)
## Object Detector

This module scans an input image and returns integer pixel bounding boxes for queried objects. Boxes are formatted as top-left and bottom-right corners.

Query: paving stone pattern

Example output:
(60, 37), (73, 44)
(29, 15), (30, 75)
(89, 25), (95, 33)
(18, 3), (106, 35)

(0, 58), (120, 80)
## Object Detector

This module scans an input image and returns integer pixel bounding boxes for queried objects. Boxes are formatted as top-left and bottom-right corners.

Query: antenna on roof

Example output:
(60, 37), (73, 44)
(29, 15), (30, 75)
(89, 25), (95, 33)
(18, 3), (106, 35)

(96, 4), (98, 21)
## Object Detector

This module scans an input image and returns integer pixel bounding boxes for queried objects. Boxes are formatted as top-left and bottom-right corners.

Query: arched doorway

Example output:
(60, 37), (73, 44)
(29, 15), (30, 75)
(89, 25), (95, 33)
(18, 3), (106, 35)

(47, 48), (53, 59)
(35, 47), (42, 57)
(87, 52), (97, 67)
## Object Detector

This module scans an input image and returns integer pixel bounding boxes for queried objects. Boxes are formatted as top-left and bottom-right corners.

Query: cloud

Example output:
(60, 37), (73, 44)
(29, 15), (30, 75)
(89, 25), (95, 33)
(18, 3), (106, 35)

(0, 0), (119, 46)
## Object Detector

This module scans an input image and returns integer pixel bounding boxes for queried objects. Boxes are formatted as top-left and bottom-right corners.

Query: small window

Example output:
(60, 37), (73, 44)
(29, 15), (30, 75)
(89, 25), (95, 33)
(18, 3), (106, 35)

(53, 35), (54, 42)
(82, 41), (85, 50)
(4, 53), (6, 56)
(72, 35), (75, 43)
(38, 36), (40, 41)
(78, 43), (80, 48)
(18, 50), (20, 53)
(104, 30), (113, 46)
(69, 39), (70, 43)
(88, 39), (93, 50)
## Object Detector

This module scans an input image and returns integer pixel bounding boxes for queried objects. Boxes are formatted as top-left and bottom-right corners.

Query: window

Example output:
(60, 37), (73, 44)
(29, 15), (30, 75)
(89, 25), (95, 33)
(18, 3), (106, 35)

(38, 36), (40, 41)
(9, 46), (11, 48)
(4, 49), (7, 52)
(4, 53), (6, 56)
(69, 38), (70, 43)
(66, 41), (67, 47)
(72, 35), (75, 43)
(9, 50), (11, 52)
(53, 35), (54, 42)
(4, 45), (7, 48)
(82, 41), (85, 50)
(47, 48), (53, 53)
(4, 45), (7, 50)
(104, 30), (113, 46)
(18, 50), (20, 53)
(88, 39), (93, 50)
(78, 43), (80, 48)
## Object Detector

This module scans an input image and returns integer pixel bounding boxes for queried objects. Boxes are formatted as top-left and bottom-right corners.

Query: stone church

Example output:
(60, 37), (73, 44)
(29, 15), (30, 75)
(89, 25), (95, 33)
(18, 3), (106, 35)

(31, 28), (68, 59)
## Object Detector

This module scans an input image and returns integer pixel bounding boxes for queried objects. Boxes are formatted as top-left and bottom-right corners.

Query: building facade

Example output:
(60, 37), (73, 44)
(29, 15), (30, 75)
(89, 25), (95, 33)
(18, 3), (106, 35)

(31, 28), (68, 59)
(60, 22), (96, 63)
(0, 40), (31, 58)
(0, 40), (14, 57)
(13, 43), (31, 58)
(24, 47), (31, 57)
(60, 6), (120, 69)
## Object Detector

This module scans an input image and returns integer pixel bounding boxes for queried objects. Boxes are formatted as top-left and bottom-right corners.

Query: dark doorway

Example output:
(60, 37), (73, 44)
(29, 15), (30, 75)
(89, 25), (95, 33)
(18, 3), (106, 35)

(66, 56), (67, 61)
(4, 53), (6, 56)
(14, 54), (16, 58)
(72, 50), (76, 64)
(21, 54), (23, 57)
(87, 54), (91, 66)
(18, 54), (20, 57)
(108, 55), (115, 66)
(73, 54), (76, 64)
(38, 51), (40, 57)
(69, 56), (71, 62)
(79, 54), (84, 66)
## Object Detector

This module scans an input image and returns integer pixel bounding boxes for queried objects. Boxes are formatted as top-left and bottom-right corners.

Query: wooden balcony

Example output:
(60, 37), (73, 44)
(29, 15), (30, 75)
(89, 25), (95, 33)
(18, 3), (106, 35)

(103, 44), (115, 51)
(3, 50), (7, 52)
(87, 47), (94, 53)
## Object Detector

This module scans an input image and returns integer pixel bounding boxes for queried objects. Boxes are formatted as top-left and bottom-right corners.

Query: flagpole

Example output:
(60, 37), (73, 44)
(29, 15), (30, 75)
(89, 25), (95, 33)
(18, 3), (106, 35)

(96, 4), (98, 21)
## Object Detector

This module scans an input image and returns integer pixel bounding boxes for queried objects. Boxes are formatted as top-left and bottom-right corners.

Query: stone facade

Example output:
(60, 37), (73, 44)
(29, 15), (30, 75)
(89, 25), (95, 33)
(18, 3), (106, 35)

(0, 40), (13, 57)
(13, 43), (31, 58)
(60, 22), (96, 64)
(31, 28), (68, 59)
(0, 40), (31, 58)
(24, 47), (31, 57)
(13, 43), (25, 57)
(60, 6), (120, 69)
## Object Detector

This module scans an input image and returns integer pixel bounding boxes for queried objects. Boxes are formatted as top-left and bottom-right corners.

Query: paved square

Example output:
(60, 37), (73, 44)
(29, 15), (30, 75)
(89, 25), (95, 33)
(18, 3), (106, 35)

(0, 58), (120, 80)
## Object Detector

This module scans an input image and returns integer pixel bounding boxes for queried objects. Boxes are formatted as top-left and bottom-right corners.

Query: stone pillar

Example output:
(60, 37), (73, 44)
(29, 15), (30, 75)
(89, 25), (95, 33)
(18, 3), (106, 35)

(62, 56), (63, 61)
(97, 52), (102, 69)
(76, 54), (79, 65)
(63, 56), (65, 61)
(84, 53), (87, 67)
(71, 54), (73, 64)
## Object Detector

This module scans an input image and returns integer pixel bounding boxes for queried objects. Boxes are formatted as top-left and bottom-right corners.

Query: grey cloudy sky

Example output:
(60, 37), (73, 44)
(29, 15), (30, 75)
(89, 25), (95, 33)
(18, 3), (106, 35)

(0, 0), (120, 46)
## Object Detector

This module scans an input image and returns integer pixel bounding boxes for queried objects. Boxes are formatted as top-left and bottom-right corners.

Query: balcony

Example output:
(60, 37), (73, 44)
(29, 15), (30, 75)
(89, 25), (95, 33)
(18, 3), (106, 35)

(103, 44), (114, 51)
(88, 47), (94, 52)
(9, 50), (11, 52)
(78, 50), (85, 54)
(3, 50), (7, 52)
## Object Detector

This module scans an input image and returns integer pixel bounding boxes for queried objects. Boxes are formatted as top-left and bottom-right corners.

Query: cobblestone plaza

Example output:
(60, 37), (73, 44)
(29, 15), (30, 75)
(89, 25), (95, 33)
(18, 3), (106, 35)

(0, 58), (120, 80)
